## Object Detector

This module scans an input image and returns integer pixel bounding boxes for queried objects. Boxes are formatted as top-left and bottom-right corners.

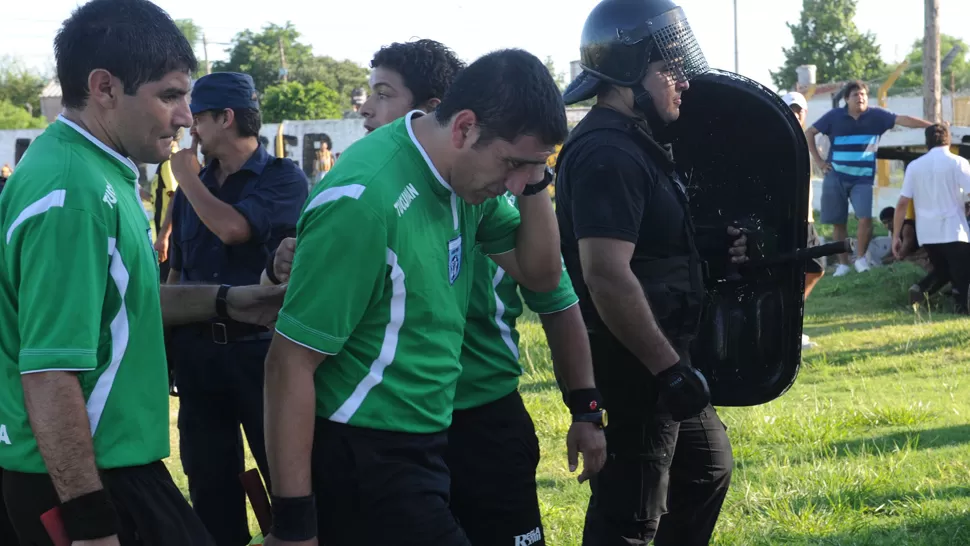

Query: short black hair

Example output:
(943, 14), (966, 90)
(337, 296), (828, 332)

(55, 0), (198, 109)
(843, 80), (869, 100)
(435, 49), (568, 148)
(879, 206), (895, 222)
(371, 39), (465, 108)
(201, 108), (262, 139)
(926, 123), (951, 148)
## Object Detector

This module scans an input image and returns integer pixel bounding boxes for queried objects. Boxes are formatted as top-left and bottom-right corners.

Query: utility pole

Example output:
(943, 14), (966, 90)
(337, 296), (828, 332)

(202, 32), (212, 75)
(278, 37), (288, 83)
(733, 0), (739, 73)
(923, 0), (941, 122)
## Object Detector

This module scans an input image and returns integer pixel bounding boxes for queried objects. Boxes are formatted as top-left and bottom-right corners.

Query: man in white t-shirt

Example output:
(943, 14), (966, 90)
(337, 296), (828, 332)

(893, 123), (970, 313)
(783, 91), (823, 349)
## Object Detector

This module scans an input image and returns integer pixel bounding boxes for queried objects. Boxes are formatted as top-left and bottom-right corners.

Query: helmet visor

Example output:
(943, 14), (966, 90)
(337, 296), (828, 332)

(618, 7), (709, 84)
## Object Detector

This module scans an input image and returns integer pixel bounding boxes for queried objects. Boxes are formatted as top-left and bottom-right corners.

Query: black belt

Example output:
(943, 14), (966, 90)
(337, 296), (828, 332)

(188, 321), (272, 345)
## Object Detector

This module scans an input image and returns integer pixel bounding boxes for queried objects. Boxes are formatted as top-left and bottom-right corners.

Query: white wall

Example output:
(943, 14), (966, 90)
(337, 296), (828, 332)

(0, 119), (369, 184)
(803, 95), (956, 128)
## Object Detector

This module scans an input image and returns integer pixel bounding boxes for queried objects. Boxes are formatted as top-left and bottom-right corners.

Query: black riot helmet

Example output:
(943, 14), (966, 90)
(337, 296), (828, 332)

(563, 0), (709, 114)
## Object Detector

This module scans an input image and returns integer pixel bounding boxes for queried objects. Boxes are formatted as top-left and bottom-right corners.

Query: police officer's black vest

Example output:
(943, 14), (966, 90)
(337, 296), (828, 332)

(556, 110), (706, 346)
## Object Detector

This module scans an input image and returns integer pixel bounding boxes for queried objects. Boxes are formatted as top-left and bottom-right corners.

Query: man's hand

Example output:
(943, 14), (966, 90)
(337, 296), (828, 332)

(227, 284), (288, 327)
(153, 236), (169, 263)
(169, 137), (202, 182)
(263, 535), (317, 546)
(655, 359), (711, 421)
(274, 238), (297, 284)
(74, 536), (121, 546)
(821, 162), (833, 174)
(892, 236), (903, 259)
(566, 422), (606, 483)
(727, 226), (748, 264)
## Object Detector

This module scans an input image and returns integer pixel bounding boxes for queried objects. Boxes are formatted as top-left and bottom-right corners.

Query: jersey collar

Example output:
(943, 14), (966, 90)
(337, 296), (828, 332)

(404, 110), (455, 198)
(56, 114), (139, 179)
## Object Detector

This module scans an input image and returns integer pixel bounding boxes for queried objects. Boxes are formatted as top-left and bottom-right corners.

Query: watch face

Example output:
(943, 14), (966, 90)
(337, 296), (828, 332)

(601, 409), (608, 428)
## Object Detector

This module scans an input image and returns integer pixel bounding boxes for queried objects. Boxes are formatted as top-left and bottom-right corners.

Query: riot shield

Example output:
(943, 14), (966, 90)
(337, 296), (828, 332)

(670, 69), (816, 407)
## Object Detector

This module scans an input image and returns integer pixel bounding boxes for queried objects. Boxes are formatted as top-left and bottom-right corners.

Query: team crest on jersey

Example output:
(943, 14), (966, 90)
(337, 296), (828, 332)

(448, 235), (463, 285)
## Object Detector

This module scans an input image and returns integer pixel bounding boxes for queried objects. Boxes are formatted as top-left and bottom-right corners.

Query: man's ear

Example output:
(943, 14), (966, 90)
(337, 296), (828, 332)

(87, 69), (121, 110)
(449, 109), (480, 150)
(221, 108), (235, 130)
(418, 97), (441, 113)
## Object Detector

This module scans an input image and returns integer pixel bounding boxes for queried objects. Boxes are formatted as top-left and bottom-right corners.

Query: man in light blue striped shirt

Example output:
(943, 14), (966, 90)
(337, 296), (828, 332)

(806, 80), (931, 277)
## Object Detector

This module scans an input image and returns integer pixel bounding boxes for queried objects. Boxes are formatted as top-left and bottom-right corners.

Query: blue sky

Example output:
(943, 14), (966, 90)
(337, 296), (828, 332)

(3, 0), (969, 92)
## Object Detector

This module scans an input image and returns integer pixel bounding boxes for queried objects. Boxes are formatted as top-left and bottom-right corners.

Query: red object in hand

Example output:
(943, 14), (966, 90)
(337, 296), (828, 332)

(40, 506), (71, 546)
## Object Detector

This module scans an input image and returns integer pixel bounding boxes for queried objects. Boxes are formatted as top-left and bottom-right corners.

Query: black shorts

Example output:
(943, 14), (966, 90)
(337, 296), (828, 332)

(446, 390), (544, 546)
(311, 418), (470, 546)
(806, 222), (824, 274)
(2, 461), (214, 546)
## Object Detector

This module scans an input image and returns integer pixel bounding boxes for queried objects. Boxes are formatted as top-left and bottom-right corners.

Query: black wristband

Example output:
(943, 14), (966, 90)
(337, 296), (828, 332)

(60, 489), (119, 541)
(265, 248), (282, 285)
(567, 388), (604, 416)
(270, 494), (317, 542)
(521, 166), (554, 196)
(216, 284), (231, 320)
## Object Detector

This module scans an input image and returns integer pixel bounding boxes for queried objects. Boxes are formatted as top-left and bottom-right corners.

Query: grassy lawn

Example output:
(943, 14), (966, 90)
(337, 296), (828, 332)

(164, 260), (970, 545)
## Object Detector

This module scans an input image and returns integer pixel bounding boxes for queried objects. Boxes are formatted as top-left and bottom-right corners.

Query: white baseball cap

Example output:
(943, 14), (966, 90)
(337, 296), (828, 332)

(781, 91), (808, 111)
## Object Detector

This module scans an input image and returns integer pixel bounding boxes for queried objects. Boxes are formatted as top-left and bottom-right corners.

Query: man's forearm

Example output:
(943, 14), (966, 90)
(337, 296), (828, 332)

(893, 200), (908, 244)
(898, 115), (933, 129)
(806, 132), (826, 168)
(22, 372), (104, 501)
(159, 198), (176, 239)
(159, 284), (218, 326)
(178, 175), (251, 244)
(514, 193), (561, 293)
(539, 304), (595, 391)
(587, 270), (679, 375)
(264, 338), (320, 497)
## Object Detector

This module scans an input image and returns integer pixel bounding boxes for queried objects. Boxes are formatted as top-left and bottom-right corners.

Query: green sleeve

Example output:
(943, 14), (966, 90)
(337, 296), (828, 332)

(16, 207), (108, 373)
(520, 255), (579, 314)
(275, 192), (387, 355)
(477, 196), (520, 256)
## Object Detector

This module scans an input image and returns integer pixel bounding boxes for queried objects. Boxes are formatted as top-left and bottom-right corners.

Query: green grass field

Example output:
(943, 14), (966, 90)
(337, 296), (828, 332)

(164, 259), (970, 545)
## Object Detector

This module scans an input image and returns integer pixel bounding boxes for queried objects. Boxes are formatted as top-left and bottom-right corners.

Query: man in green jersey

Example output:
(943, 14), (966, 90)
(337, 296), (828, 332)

(262, 49), (568, 546)
(0, 1), (286, 545)
(266, 40), (607, 546)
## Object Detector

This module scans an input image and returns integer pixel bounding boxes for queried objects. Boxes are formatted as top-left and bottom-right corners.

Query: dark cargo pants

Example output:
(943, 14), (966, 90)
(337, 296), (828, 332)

(171, 329), (272, 546)
(582, 333), (733, 546)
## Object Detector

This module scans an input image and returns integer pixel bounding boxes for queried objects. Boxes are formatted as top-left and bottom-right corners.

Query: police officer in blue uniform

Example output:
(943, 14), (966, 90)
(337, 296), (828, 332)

(167, 72), (308, 546)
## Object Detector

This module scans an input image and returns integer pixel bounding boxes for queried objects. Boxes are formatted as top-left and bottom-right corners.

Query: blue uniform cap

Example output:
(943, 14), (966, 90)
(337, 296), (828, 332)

(190, 72), (259, 114)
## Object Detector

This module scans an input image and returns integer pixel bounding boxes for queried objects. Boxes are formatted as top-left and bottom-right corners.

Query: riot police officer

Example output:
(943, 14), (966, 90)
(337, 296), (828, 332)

(167, 72), (308, 546)
(555, 0), (746, 543)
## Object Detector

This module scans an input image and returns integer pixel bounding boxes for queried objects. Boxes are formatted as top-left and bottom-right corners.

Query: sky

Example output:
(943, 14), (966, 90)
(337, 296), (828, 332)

(2, 0), (969, 93)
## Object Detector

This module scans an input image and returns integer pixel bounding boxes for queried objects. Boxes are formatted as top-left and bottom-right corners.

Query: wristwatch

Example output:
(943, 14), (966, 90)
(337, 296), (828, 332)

(573, 408), (608, 429)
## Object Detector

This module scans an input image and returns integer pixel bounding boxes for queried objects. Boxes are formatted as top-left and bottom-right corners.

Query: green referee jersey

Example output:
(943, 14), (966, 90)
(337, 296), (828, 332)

(454, 192), (579, 410)
(276, 111), (521, 434)
(0, 117), (169, 473)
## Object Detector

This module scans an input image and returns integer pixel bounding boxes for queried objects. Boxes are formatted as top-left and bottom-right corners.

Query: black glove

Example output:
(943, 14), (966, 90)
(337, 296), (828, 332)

(655, 359), (711, 422)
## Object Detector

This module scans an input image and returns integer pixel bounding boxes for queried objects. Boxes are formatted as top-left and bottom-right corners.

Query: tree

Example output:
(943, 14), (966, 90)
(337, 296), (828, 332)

(294, 56), (369, 102)
(0, 99), (46, 130)
(771, 0), (886, 91)
(890, 34), (970, 94)
(214, 22), (368, 104)
(544, 56), (566, 91)
(0, 56), (46, 119)
(174, 19), (207, 79)
(261, 81), (343, 122)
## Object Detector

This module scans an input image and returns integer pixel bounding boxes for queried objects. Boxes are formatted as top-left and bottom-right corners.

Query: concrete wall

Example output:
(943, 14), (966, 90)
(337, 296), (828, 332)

(0, 119), (369, 184)
(802, 95), (957, 129)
